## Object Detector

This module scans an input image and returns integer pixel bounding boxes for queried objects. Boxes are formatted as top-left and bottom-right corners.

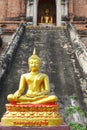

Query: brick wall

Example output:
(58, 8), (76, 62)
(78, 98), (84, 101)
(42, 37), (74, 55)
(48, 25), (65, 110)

(0, 0), (7, 20)
(73, 0), (87, 17)
(7, 0), (20, 18)
(0, 0), (87, 21)
(0, 0), (87, 31)
(0, 0), (26, 32)
(68, 0), (74, 16)
(0, 0), (26, 20)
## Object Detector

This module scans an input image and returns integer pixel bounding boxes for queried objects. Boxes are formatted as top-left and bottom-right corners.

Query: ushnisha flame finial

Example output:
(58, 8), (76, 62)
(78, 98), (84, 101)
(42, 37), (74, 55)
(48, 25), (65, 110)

(33, 48), (36, 55)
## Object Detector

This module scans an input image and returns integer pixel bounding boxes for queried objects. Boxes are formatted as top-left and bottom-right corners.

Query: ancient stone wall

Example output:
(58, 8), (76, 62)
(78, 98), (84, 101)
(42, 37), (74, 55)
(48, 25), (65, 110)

(0, 0), (87, 31)
(6, 0), (21, 18)
(0, 0), (26, 20)
(0, 0), (26, 32)
(73, 0), (87, 17)
(0, 0), (87, 20)
(68, 0), (74, 16)
(0, 0), (7, 21)
(6, 0), (26, 20)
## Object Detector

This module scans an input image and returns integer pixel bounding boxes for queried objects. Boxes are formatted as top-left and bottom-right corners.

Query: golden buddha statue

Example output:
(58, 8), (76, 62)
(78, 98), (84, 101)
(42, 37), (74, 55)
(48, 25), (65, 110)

(7, 48), (58, 104)
(41, 9), (53, 24)
(1, 48), (63, 127)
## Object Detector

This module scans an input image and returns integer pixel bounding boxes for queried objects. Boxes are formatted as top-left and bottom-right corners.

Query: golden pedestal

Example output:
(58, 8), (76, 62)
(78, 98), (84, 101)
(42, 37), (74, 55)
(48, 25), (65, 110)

(1, 103), (63, 127)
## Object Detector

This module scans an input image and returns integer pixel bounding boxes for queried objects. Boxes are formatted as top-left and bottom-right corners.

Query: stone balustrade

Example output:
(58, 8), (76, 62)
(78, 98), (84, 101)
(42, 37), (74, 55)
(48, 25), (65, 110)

(0, 23), (25, 84)
(67, 23), (87, 75)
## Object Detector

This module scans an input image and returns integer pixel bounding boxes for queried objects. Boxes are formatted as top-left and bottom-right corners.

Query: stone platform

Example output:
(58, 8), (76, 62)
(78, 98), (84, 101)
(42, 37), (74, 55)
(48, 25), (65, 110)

(0, 124), (70, 130)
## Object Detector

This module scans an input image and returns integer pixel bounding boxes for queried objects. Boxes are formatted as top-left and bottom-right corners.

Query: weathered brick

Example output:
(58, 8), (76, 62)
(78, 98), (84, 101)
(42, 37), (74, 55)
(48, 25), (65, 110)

(73, 0), (87, 17)
(0, 0), (87, 31)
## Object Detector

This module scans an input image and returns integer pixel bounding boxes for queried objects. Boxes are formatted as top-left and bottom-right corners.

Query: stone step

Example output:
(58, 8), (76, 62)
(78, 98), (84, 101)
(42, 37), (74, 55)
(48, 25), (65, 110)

(0, 124), (70, 130)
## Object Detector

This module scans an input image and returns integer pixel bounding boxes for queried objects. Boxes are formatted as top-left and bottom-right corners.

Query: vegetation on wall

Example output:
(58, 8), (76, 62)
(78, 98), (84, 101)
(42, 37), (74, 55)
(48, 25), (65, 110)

(65, 95), (87, 130)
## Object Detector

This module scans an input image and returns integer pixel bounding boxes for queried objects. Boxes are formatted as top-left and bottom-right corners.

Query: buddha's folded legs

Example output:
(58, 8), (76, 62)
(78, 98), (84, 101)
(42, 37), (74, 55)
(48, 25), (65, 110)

(7, 94), (58, 104)
(30, 95), (58, 104)
(18, 95), (48, 102)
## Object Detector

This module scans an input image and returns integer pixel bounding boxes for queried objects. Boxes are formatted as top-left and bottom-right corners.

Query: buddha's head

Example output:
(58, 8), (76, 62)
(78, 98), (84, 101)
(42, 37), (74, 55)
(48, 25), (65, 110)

(45, 9), (49, 14)
(28, 48), (41, 72)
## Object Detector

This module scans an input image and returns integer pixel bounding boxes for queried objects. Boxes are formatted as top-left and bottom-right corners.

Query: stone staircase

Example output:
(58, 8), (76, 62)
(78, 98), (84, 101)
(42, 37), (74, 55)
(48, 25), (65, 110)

(0, 27), (86, 125)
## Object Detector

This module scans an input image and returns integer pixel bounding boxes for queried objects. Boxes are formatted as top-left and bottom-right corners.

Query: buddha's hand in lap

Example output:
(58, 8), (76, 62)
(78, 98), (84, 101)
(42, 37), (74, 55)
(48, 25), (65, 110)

(26, 92), (42, 98)
(14, 90), (21, 99)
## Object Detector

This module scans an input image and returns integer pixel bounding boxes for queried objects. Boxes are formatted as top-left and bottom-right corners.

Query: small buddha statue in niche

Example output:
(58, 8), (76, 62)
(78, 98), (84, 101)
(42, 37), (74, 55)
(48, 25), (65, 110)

(7, 48), (58, 104)
(41, 9), (53, 24)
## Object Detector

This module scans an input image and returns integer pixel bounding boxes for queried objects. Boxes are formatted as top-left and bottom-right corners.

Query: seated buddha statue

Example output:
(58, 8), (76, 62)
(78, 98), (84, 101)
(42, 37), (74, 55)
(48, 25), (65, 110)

(7, 48), (58, 104)
(41, 9), (53, 24)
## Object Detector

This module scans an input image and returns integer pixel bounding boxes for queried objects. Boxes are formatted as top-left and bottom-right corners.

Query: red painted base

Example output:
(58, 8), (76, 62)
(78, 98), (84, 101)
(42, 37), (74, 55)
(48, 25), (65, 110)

(0, 124), (70, 130)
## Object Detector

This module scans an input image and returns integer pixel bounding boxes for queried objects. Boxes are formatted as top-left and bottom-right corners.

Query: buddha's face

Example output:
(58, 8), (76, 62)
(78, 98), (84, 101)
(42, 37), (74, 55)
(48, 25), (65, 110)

(45, 9), (49, 14)
(29, 58), (40, 72)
